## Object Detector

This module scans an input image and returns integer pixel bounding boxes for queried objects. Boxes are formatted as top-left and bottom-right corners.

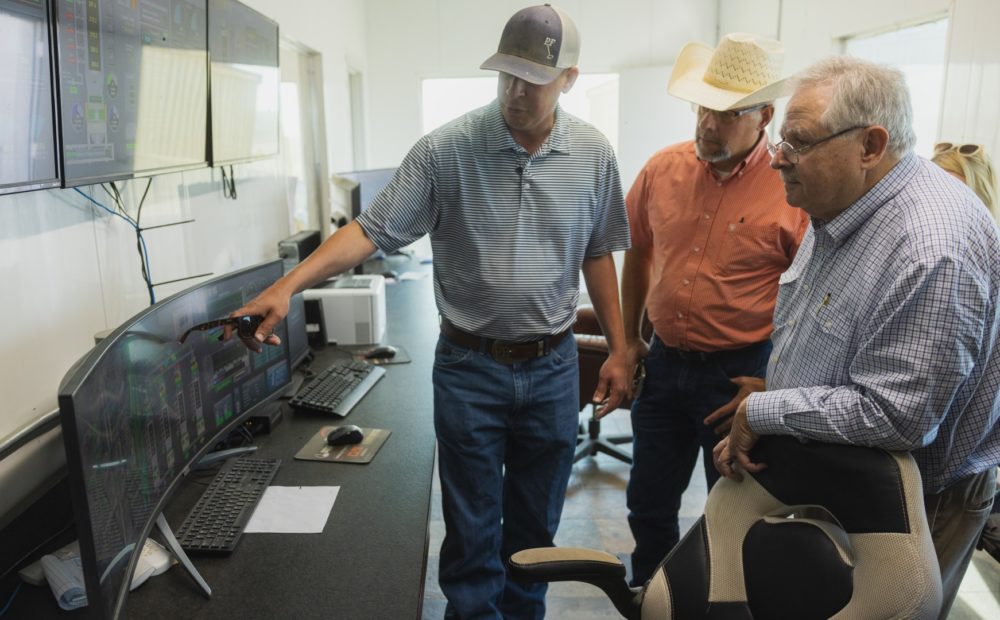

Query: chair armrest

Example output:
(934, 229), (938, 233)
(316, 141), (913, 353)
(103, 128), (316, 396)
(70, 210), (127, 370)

(509, 548), (640, 619)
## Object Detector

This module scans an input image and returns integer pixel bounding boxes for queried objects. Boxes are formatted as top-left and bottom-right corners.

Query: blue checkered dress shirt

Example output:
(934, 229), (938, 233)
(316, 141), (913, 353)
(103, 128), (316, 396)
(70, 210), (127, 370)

(747, 154), (1000, 494)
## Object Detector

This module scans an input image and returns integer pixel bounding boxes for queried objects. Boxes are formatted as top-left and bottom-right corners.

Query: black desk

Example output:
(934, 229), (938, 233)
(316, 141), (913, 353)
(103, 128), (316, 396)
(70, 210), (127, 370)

(13, 267), (439, 620)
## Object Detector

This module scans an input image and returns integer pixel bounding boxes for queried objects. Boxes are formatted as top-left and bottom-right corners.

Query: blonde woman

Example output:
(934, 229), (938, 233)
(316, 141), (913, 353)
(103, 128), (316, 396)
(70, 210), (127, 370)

(932, 142), (998, 218)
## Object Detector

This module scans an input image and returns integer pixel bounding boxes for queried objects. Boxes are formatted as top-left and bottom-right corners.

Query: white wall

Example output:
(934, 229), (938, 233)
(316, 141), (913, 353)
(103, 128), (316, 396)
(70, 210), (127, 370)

(363, 0), (717, 168)
(939, 0), (1000, 160)
(719, 0), (950, 75)
(245, 0), (368, 173)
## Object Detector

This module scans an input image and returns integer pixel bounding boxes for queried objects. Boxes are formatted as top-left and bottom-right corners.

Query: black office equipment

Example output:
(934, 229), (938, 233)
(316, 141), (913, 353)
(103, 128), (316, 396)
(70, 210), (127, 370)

(289, 359), (385, 416)
(286, 292), (310, 369)
(0, 0), (60, 195)
(336, 167), (399, 221)
(208, 0), (279, 166)
(175, 457), (280, 553)
(325, 425), (364, 446)
(58, 259), (291, 619)
(51, 0), (209, 187)
(335, 168), (397, 274)
(278, 230), (321, 274)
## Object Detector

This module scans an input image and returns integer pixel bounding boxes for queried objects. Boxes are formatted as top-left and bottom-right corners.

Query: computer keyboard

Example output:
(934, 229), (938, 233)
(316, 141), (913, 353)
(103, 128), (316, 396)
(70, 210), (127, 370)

(176, 457), (280, 554)
(290, 359), (385, 416)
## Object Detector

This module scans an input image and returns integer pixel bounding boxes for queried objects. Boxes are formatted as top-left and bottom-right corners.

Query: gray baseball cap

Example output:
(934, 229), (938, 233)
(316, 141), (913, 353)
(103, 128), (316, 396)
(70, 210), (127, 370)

(480, 4), (580, 85)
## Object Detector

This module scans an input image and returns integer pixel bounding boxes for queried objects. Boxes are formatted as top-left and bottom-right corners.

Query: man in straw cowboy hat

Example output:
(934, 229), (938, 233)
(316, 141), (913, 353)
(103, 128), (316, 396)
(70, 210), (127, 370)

(619, 32), (809, 586)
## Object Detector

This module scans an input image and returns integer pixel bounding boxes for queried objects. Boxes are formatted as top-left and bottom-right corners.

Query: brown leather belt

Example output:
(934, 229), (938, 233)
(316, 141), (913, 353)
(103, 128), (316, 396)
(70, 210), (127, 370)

(440, 319), (571, 364)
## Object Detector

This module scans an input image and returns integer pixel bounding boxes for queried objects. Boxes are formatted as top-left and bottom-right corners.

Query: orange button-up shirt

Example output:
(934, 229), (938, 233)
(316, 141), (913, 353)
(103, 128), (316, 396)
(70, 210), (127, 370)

(626, 137), (809, 352)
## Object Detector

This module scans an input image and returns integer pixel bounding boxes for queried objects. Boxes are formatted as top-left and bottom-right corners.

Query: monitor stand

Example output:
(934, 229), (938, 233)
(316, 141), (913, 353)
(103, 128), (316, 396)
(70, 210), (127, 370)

(155, 513), (211, 598)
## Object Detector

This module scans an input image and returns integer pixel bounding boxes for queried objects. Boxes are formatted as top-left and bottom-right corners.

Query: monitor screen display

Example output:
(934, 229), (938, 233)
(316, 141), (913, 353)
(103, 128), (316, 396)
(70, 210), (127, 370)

(0, 0), (60, 194)
(52, 0), (209, 187)
(58, 260), (290, 618)
(208, 0), (278, 166)
(336, 167), (398, 220)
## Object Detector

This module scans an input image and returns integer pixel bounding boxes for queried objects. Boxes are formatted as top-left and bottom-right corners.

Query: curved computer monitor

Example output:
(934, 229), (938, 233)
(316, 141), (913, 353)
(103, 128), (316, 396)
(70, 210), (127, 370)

(58, 259), (290, 619)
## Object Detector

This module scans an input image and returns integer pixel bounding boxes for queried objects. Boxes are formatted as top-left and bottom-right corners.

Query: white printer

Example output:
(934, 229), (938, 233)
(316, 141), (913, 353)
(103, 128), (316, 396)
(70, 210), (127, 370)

(301, 275), (387, 345)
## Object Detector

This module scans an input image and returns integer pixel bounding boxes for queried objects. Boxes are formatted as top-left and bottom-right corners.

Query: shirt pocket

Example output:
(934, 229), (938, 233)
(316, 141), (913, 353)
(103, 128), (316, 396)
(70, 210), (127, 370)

(813, 303), (850, 342)
(714, 221), (779, 276)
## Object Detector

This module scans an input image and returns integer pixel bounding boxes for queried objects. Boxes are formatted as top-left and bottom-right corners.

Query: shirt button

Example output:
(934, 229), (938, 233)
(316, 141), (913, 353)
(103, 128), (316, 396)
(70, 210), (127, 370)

(682, 279), (690, 286)
(717, 182), (722, 187)
(703, 213), (711, 220)
(523, 183), (530, 189)
(677, 311), (684, 318)
(693, 247), (700, 253)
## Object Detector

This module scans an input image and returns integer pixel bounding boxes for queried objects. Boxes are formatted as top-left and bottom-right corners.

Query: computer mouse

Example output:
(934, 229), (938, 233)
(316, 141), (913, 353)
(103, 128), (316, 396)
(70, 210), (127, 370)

(382, 270), (400, 280)
(326, 424), (364, 446)
(365, 345), (398, 360)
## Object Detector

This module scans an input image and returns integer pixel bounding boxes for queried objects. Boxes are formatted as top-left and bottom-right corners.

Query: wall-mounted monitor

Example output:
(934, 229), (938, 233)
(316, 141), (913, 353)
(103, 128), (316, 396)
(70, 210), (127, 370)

(208, 0), (278, 166)
(0, 0), (60, 195)
(58, 260), (290, 619)
(52, 0), (209, 187)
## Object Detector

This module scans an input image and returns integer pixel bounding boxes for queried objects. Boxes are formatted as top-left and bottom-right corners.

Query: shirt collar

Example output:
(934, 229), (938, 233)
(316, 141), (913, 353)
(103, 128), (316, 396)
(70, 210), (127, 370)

(699, 133), (770, 180)
(818, 154), (920, 247)
(484, 100), (570, 155)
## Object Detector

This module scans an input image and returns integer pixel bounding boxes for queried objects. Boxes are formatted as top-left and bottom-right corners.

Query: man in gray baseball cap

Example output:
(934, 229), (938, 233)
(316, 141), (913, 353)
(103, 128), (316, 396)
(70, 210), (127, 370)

(228, 4), (630, 619)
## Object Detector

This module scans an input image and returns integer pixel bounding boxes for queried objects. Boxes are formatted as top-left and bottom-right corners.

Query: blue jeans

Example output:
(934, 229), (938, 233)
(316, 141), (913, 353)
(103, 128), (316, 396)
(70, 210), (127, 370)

(434, 332), (579, 620)
(627, 336), (771, 586)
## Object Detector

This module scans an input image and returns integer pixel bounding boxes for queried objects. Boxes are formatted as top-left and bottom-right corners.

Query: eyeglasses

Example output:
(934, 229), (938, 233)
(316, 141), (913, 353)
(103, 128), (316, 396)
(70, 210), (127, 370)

(767, 125), (868, 164)
(691, 102), (769, 123)
(178, 315), (263, 344)
(934, 142), (983, 157)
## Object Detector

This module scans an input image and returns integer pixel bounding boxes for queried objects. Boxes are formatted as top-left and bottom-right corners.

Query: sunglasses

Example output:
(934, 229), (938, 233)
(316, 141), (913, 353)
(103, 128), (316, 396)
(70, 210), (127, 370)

(178, 315), (264, 344)
(934, 142), (983, 156)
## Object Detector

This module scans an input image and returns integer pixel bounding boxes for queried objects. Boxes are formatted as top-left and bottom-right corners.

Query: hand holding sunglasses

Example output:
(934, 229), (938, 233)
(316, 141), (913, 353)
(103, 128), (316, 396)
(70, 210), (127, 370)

(178, 315), (265, 347)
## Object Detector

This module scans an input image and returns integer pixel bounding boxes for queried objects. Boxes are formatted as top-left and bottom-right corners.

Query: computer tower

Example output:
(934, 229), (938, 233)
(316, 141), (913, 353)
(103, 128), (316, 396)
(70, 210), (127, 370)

(278, 230), (321, 273)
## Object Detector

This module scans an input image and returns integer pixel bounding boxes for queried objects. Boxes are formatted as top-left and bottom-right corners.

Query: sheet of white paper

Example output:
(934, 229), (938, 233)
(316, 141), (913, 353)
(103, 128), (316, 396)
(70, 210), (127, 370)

(243, 486), (340, 534)
(399, 270), (429, 281)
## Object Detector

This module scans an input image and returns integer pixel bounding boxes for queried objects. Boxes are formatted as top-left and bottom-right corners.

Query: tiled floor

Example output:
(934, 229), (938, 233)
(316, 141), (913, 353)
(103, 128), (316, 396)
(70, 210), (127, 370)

(421, 409), (1000, 619)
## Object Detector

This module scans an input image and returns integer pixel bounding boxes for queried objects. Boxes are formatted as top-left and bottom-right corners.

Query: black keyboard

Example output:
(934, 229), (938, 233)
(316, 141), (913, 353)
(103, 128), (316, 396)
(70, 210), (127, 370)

(290, 359), (385, 416)
(176, 457), (280, 554)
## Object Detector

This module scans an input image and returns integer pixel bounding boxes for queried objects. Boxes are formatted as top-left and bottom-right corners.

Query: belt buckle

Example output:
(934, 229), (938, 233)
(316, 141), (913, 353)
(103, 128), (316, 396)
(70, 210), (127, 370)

(490, 340), (543, 364)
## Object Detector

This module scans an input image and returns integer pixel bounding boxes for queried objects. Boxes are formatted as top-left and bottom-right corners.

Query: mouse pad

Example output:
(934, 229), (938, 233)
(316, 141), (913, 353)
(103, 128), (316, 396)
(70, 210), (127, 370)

(352, 344), (412, 366)
(294, 426), (391, 464)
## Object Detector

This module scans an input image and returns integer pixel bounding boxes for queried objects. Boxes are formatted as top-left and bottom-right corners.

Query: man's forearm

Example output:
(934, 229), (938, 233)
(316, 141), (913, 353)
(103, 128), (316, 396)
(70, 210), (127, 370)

(581, 254), (626, 355)
(621, 246), (652, 343)
(281, 221), (379, 295)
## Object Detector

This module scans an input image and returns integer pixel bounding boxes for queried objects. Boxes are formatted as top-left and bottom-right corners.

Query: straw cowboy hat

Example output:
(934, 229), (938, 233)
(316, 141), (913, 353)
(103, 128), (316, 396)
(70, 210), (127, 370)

(668, 33), (792, 111)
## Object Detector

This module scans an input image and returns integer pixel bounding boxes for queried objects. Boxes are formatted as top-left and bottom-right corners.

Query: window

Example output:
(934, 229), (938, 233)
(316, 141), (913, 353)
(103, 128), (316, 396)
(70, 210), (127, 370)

(421, 74), (620, 150)
(843, 17), (949, 158)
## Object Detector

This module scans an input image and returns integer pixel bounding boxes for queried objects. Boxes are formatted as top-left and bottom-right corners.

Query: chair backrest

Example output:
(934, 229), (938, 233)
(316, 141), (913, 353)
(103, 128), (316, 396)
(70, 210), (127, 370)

(640, 436), (942, 620)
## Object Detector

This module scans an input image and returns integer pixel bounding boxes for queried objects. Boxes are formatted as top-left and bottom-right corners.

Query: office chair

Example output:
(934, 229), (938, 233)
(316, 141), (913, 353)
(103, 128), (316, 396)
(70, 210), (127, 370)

(573, 305), (634, 464)
(511, 436), (942, 619)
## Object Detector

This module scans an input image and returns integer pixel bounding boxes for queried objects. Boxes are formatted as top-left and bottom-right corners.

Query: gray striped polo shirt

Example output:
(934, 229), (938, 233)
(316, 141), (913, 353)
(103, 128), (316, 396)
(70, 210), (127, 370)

(355, 100), (630, 340)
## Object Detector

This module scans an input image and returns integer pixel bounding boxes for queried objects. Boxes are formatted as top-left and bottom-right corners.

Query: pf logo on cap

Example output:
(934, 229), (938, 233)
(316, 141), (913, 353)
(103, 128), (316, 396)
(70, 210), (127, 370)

(544, 37), (557, 59)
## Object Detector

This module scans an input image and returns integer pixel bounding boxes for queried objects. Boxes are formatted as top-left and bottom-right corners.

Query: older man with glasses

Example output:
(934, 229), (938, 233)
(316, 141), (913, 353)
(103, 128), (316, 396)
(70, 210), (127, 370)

(714, 55), (1000, 619)
(620, 32), (809, 587)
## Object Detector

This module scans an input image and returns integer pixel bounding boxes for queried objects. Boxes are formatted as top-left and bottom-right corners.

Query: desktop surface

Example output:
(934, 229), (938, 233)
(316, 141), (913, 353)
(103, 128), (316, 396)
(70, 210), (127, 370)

(12, 259), (437, 620)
